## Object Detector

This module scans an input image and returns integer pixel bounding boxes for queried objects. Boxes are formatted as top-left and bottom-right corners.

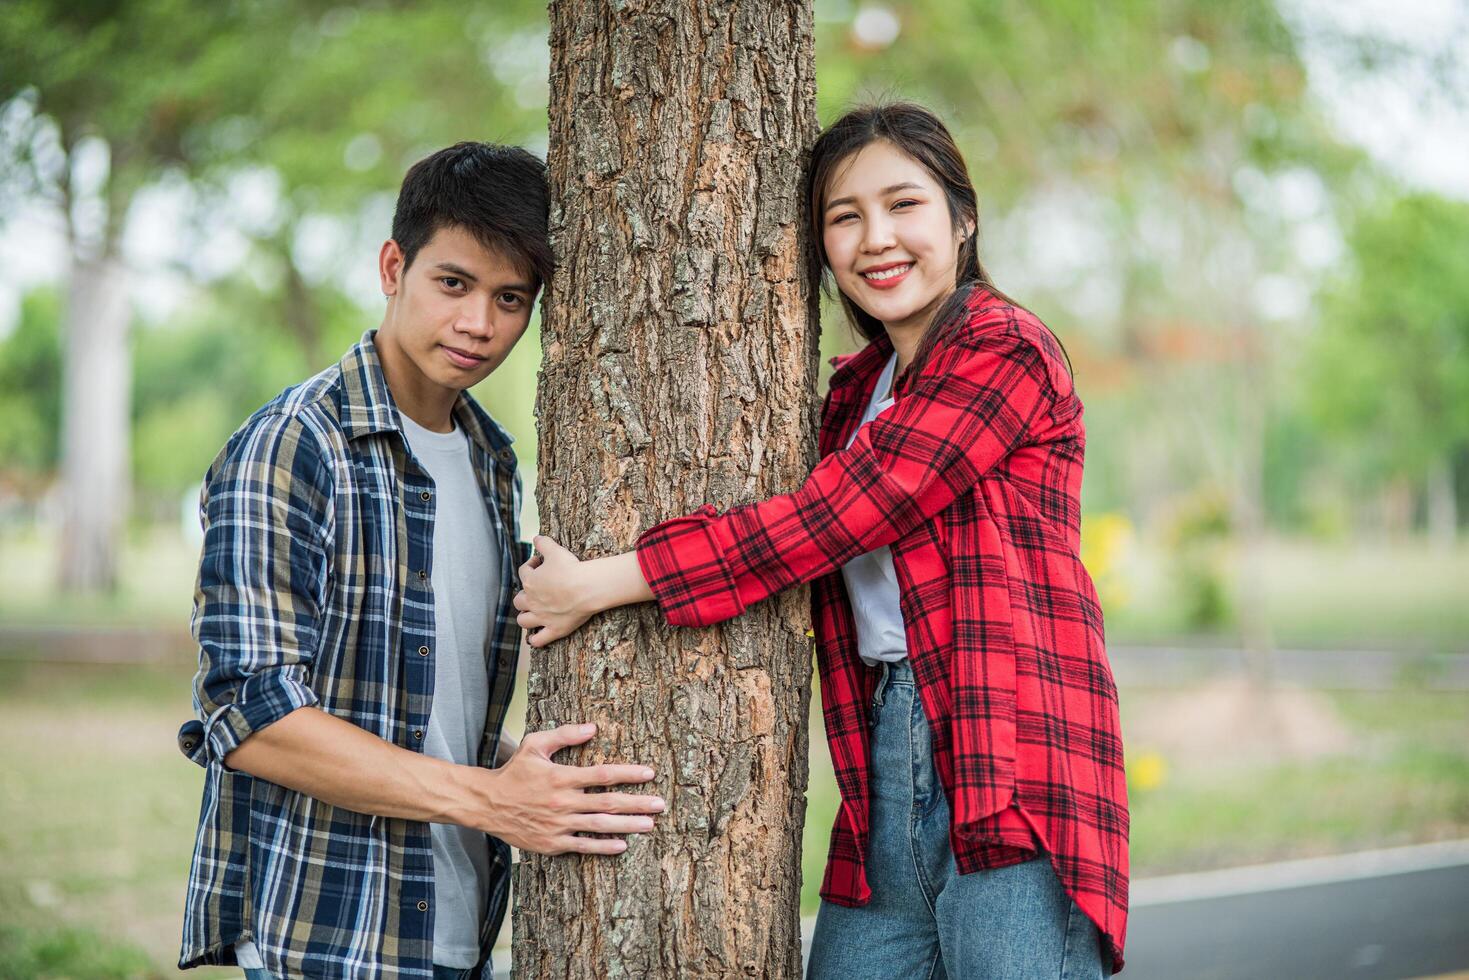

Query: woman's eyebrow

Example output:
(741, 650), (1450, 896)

(825, 182), (925, 211)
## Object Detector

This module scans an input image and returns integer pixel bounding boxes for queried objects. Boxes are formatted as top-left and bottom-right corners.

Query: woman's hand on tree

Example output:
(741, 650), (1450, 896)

(515, 537), (656, 647)
(515, 535), (596, 646)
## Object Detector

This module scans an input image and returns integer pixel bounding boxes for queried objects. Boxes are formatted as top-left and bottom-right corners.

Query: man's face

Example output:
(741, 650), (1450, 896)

(377, 224), (538, 395)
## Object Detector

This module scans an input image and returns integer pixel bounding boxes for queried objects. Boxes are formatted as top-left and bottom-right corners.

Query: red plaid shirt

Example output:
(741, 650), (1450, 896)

(636, 288), (1129, 970)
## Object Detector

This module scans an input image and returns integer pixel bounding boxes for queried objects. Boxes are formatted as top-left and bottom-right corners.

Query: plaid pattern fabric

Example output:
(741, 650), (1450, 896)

(636, 289), (1130, 970)
(177, 331), (526, 978)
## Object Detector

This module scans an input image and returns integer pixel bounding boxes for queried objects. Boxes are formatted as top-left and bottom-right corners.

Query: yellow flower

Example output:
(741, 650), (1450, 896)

(1128, 751), (1168, 792)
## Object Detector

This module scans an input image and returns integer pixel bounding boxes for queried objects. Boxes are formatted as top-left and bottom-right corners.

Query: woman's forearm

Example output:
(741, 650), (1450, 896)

(584, 551), (654, 613)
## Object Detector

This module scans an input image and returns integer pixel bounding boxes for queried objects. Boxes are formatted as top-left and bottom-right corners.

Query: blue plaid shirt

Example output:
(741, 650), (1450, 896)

(177, 332), (526, 978)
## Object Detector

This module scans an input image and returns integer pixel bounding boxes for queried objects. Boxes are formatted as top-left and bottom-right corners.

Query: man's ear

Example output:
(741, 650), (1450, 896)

(379, 240), (406, 298)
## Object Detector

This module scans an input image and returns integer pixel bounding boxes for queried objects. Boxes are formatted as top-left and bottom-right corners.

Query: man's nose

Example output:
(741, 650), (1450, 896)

(459, 301), (496, 339)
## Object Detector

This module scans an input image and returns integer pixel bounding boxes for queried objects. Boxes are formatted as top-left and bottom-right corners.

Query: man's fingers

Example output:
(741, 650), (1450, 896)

(571, 791), (666, 815)
(571, 813), (657, 835)
(567, 762), (657, 788)
(523, 722), (597, 757)
(556, 835), (628, 856)
(512, 591), (529, 612)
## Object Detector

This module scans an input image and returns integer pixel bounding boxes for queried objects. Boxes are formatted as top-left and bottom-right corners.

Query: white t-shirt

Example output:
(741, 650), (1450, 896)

(838, 352), (909, 665)
(236, 412), (498, 972)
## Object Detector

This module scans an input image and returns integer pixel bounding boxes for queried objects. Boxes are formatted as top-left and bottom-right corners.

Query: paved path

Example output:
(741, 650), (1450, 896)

(1123, 840), (1469, 979)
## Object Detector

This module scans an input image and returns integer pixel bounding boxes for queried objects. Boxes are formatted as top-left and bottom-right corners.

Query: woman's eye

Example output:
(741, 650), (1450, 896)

(831, 212), (857, 224)
(893, 199), (918, 210)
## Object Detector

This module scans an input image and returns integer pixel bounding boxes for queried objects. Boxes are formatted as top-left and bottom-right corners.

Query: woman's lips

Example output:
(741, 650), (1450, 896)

(441, 345), (486, 369)
(860, 262), (912, 290)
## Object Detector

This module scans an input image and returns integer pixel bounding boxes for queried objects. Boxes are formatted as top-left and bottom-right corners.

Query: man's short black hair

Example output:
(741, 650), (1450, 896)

(391, 142), (552, 288)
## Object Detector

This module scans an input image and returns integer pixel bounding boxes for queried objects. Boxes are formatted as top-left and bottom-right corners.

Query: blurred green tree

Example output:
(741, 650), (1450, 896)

(1311, 193), (1469, 546)
(0, 289), (62, 480)
(0, 0), (307, 590)
(0, 0), (546, 590)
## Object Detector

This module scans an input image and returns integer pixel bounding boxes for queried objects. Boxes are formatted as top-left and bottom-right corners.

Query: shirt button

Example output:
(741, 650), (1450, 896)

(418, 645), (430, 657)
(498, 448), (513, 463)
(413, 729), (424, 740)
(416, 900), (429, 912)
(418, 569), (427, 582)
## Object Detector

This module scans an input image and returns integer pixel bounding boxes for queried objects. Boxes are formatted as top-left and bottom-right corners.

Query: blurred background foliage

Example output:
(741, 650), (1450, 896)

(2, 0), (1467, 974)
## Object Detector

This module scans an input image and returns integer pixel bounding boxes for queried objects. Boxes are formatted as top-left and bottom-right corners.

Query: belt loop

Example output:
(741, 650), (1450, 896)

(869, 661), (890, 729)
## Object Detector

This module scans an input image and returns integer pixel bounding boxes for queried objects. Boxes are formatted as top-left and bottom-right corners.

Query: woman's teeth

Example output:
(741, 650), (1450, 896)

(863, 264), (911, 281)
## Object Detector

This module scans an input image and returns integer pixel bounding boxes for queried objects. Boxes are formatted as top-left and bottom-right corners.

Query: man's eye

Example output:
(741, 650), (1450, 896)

(441, 277), (464, 290)
(500, 293), (523, 307)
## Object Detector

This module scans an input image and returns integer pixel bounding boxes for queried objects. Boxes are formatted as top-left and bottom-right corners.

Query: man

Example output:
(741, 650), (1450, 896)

(177, 142), (665, 979)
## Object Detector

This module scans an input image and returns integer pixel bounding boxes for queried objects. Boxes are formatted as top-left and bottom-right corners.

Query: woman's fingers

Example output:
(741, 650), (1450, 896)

(527, 624), (564, 648)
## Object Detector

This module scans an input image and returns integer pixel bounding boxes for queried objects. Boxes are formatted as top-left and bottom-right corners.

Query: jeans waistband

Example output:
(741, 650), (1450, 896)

(872, 658), (914, 711)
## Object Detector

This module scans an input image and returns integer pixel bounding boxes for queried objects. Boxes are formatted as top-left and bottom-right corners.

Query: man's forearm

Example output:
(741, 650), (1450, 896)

(224, 706), (483, 828)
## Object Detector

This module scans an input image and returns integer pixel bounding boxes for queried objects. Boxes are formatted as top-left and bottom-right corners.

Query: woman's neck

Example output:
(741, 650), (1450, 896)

(883, 321), (924, 375)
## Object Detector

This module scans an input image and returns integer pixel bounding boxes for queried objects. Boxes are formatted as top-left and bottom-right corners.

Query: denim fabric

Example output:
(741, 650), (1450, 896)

(807, 660), (1109, 979)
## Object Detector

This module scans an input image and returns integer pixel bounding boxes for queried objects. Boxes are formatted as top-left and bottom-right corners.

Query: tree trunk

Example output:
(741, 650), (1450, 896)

(58, 251), (131, 593)
(1232, 339), (1274, 691)
(514, 2), (819, 977)
(1425, 454), (1457, 549)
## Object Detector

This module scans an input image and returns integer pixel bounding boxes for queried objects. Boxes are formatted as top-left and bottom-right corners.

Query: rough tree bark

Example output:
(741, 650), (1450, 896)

(513, 2), (819, 977)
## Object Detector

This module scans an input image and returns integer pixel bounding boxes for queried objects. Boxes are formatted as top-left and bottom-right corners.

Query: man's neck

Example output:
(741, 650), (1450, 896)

(375, 330), (458, 433)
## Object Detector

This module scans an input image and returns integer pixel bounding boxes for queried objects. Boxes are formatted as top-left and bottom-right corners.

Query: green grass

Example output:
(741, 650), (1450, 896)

(0, 527), (199, 629)
(0, 922), (161, 980)
(1104, 537), (1469, 652)
(0, 661), (234, 978)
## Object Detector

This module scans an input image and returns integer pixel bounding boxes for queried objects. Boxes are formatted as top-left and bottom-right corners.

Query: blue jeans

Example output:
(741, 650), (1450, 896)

(807, 660), (1109, 979)
(245, 963), (484, 979)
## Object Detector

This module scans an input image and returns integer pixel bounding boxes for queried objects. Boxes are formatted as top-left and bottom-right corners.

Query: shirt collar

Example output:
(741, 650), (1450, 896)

(338, 330), (515, 457)
(827, 330), (895, 394)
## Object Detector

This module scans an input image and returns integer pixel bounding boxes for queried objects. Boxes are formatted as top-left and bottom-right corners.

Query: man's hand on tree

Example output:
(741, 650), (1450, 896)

(466, 722), (664, 855)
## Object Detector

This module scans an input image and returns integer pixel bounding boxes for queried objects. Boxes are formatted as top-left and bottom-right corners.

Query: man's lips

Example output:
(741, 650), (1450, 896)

(441, 345), (488, 369)
(859, 261), (913, 289)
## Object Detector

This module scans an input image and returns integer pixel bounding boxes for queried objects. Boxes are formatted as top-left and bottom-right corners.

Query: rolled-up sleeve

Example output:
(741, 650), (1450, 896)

(178, 411), (334, 768)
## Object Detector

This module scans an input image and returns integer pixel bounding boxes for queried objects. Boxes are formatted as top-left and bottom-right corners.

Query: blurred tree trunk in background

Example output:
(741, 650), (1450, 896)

(58, 248), (130, 592)
(513, 1), (819, 976)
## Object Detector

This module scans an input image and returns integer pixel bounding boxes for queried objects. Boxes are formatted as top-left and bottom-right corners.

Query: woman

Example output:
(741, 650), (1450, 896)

(515, 102), (1128, 977)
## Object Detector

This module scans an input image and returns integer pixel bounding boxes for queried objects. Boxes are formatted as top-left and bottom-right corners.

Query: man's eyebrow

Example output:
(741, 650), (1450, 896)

(824, 182), (925, 212)
(432, 262), (481, 282)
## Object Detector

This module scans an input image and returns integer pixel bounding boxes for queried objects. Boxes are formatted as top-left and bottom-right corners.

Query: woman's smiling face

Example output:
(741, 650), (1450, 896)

(821, 139), (968, 338)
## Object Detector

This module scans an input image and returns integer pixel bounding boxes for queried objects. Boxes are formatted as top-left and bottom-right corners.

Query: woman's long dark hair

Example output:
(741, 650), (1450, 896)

(806, 102), (1068, 382)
